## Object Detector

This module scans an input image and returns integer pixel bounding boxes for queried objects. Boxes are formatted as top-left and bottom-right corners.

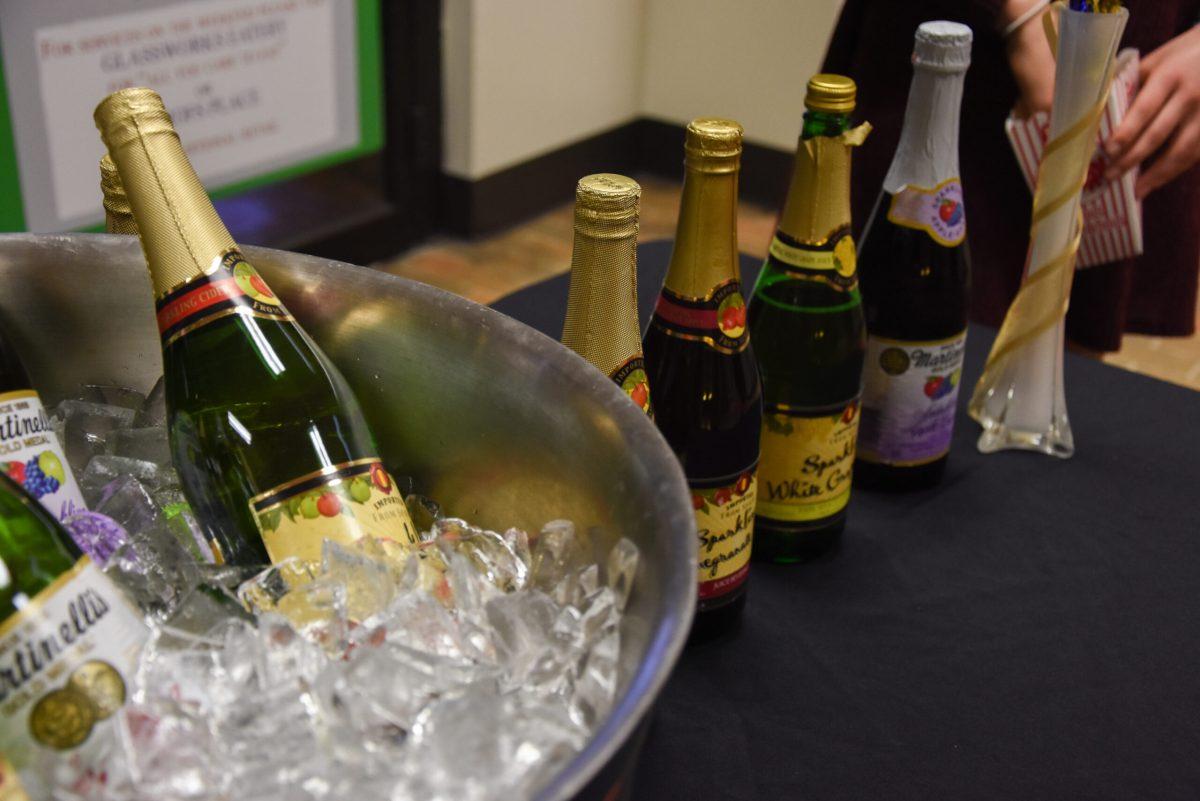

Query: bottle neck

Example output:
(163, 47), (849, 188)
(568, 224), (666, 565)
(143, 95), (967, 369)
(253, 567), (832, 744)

(778, 116), (855, 247)
(104, 117), (237, 298)
(562, 225), (643, 377)
(882, 65), (965, 193)
(663, 166), (740, 297)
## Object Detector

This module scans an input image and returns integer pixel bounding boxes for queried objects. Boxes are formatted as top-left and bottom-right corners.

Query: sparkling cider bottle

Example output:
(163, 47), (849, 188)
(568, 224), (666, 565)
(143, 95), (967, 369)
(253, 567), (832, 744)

(94, 88), (418, 566)
(747, 75), (870, 562)
(643, 119), (762, 640)
(0, 473), (146, 799)
(99, 154), (138, 236)
(561, 174), (652, 415)
(856, 22), (972, 490)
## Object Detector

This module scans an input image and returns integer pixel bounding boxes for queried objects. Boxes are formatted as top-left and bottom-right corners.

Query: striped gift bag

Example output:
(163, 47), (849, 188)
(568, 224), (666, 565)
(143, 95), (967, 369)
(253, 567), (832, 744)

(1005, 48), (1143, 268)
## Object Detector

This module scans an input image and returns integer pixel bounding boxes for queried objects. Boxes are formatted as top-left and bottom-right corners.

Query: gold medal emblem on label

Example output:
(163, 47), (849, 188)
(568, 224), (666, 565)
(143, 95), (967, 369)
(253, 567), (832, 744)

(68, 660), (127, 720)
(29, 687), (96, 750)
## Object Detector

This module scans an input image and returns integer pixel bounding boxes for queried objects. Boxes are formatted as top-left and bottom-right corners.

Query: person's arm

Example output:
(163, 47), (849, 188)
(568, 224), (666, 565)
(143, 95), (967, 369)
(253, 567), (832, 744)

(998, 0), (1059, 117)
(1104, 25), (1200, 199)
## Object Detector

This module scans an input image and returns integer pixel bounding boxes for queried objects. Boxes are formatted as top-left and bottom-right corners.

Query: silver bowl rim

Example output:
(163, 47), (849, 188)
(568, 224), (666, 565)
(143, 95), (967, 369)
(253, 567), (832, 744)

(0, 233), (697, 800)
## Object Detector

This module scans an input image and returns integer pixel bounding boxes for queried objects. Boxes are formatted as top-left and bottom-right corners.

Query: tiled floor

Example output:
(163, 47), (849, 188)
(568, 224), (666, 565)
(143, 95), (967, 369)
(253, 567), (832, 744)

(377, 175), (1200, 392)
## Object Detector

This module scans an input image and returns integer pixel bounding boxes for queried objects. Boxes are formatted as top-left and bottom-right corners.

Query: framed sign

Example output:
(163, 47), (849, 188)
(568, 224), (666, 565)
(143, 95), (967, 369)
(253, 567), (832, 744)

(0, 0), (383, 232)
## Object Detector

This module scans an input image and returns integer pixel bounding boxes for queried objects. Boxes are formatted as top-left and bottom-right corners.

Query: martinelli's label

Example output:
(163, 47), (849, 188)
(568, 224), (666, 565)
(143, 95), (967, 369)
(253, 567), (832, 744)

(0, 391), (86, 524)
(757, 401), (858, 524)
(768, 227), (858, 291)
(155, 250), (295, 347)
(250, 458), (419, 564)
(691, 468), (756, 602)
(859, 332), (966, 466)
(0, 558), (147, 798)
(651, 280), (748, 355)
(886, 178), (966, 247)
(611, 356), (653, 417)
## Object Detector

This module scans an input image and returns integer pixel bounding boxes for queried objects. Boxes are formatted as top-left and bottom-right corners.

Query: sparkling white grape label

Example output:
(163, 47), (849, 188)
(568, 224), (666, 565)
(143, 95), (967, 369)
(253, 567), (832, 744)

(0, 391), (86, 522)
(858, 332), (967, 466)
(0, 559), (147, 798)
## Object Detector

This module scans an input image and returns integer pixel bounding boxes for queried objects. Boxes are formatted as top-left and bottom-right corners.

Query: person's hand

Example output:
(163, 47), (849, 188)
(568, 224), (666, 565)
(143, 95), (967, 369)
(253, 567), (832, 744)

(1105, 25), (1200, 199)
(1002, 0), (1058, 118)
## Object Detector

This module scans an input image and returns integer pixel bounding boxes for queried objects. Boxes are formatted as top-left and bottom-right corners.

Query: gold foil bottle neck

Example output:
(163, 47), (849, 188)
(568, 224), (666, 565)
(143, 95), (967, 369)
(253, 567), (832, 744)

(684, 118), (743, 174)
(95, 88), (236, 298)
(562, 174), (645, 383)
(805, 74), (857, 114)
(99, 155), (138, 236)
(574, 173), (641, 241)
(778, 118), (872, 247)
(664, 119), (743, 298)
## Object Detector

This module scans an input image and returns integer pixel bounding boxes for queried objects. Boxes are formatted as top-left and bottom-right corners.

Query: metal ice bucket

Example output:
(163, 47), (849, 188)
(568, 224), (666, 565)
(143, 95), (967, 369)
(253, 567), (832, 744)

(0, 233), (695, 801)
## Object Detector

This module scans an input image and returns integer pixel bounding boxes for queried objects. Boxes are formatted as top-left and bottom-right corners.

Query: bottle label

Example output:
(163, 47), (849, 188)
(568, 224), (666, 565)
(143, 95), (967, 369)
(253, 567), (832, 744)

(155, 251), (295, 347)
(691, 468), (756, 600)
(767, 227), (858, 291)
(0, 559), (146, 797)
(886, 178), (966, 247)
(651, 280), (749, 355)
(250, 458), (420, 564)
(858, 332), (967, 466)
(611, 356), (653, 417)
(0, 755), (29, 801)
(757, 402), (858, 523)
(0, 391), (87, 524)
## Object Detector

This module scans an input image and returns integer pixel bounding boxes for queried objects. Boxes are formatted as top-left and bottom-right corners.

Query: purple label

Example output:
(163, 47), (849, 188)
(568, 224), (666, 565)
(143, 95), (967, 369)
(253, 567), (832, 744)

(886, 179), (966, 246)
(858, 332), (967, 466)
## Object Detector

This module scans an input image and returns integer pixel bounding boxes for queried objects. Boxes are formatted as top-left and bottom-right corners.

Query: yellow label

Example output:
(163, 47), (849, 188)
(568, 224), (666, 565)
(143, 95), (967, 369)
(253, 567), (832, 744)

(768, 234), (857, 278)
(250, 458), (420, 564)
(0, 756), (29, 801)
(692, 470), (756, 600)
(756, 403), (859, 522)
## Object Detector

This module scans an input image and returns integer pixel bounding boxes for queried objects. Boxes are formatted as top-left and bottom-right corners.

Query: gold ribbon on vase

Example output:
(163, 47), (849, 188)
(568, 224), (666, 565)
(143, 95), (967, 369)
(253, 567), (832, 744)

(968, 1), (1120, 421)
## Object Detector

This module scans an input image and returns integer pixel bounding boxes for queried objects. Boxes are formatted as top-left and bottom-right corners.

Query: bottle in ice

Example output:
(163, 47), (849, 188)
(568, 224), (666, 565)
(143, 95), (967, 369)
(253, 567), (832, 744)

(99, 154), (138, 235)
(855, 22), (972, 491)
(643, 119), (761, 640)
(94, 88), (419, 567)
(0, 323), (87, 524)
(0, 472), (147, 799)
(747, 75), (870, 562)
(561, 173), (652, 415)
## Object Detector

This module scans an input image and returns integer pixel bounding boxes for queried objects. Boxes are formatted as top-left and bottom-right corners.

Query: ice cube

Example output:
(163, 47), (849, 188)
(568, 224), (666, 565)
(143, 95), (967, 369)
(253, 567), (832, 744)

(606, 537), (639, 611)
(80, 455), (177, 505)
(135, 376), (167, 428)
(54, 399), (137, 474)
(80, 384), (147, 411)
(108, 426), (172, 467)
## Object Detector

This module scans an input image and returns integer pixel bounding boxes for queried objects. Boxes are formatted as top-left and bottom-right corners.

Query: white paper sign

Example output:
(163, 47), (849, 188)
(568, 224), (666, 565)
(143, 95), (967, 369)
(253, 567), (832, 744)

(33, 0), (342, 224)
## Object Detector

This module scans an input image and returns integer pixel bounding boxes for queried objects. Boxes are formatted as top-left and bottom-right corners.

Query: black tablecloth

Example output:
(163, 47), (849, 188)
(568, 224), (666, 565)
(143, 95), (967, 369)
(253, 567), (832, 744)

(493, 242), (1200, 801)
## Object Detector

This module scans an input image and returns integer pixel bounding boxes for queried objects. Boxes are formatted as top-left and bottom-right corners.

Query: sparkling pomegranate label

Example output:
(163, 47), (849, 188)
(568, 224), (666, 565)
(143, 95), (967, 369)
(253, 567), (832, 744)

(611, 356), (653, 417)
(859, 332), (967, 466)
(651, 280), (749, 355)
(250, 458), (420, 564)
(691, 468), (756, 601)
(767, 227), (858, 291)
(155, 250), (294, 346)
(0, 390), (86, 524)
(757, 402), (858, 523)
(0, 559), (147, 798)
(887, 178), (966, 247)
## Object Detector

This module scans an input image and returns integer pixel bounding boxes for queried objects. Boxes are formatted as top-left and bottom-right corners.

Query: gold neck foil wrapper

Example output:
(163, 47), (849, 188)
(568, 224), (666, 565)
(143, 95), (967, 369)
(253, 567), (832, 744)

(561, 174), (644, 377)
(664, 120), (743, 298)
(778, 123), (871, 246)
(94, 88), (236, 298)
(99, 155), (138, 236)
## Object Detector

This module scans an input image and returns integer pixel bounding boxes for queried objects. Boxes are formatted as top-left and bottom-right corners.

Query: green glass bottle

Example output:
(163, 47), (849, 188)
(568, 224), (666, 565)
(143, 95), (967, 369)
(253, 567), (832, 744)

(94, 88), (419, 567)
(747, 75), (870, 562)
(0, 473), (146, 799)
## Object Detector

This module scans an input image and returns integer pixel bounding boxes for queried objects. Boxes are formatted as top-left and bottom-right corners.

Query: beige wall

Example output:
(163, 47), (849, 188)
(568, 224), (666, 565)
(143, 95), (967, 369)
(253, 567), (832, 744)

(441, 0), (845, 180)
(441, 0), (643, 179)
(640, 0), (846, 152)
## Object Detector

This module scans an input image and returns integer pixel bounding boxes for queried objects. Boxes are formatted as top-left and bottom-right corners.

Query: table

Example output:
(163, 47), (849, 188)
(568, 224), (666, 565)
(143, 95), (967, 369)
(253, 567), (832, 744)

(493, 241), (1200, 801)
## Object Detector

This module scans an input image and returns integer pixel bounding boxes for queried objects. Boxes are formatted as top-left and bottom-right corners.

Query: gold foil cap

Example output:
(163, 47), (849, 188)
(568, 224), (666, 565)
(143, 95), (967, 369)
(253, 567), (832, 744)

(684, 118), (743, 173)
(94, 88), (236, 298)
(574, 174), (641, 240)
(99, 155), (138, 235)
(805, 74), (857, 114)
